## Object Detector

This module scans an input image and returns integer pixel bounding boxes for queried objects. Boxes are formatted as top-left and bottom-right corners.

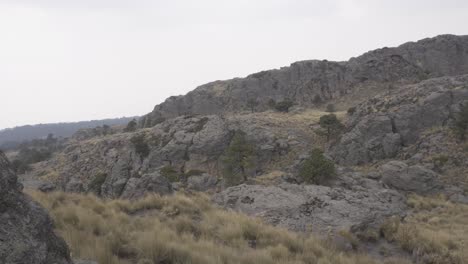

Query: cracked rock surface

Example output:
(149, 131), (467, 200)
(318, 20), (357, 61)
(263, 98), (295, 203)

(0, 151), (72, 264)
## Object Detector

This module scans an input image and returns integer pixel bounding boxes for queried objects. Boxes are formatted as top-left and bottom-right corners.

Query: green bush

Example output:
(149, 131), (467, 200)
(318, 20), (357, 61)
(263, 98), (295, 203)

(160, 165), (179, 182)
(131, 135), (150, 159)
(299, 148), (336, 185)
(347, 106), (356, 115)
(184, 169), (205, 178)
(318, 114), (344, 142)
(125, 119), (138, 132)
(453, 103), (468, 140)
(246, 98), (259, 113)
(274, 99), (294, 113)
(88, 173), (107, 195)
(222, 130), (255, 187)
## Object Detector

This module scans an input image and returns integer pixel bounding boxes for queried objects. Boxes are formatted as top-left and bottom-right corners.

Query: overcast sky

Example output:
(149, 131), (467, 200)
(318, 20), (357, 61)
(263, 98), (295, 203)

(1, 0), (467, 129)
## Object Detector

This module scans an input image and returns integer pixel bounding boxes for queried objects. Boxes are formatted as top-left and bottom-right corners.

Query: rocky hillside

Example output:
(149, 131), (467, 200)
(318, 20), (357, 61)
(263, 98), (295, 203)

(0, 151), (72, 264)
(19, 34), (468, 263)
(140, 34), (468, 127)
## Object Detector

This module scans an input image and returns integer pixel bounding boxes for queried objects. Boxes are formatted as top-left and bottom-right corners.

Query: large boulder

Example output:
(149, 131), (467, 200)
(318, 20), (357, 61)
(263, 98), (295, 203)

(380, 161), (443, 194)
(213, 183), (406, 234)
(0, 151), (72, 264)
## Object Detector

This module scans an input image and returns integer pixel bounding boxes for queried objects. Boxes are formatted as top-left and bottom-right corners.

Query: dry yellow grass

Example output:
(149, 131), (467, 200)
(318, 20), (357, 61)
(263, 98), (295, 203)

(381, 195), (468, 264)
(28, 190), (378, 264)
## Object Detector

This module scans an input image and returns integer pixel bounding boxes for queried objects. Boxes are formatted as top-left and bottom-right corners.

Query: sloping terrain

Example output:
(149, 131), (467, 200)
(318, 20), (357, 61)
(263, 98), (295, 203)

(0, 117), (136, 147)
(140, 34), (468, 127)
(17, 34), (468, 264)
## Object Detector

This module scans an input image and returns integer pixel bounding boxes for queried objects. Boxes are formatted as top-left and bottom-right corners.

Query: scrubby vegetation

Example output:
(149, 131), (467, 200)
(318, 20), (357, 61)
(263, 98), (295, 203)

(160, 165), (180, 182)
(131, 134), (150, 159)
(125, 119), (138, 132)
(88, 172), (107, 195)
(28, 190), (381, 264)
(299, 148), (336, 185)
(222, 130), (255, 186)
(453, 103), (468, 140)
(381, 195), (468, 264)
(8, 134), (61, 174)
(317, 114), (344, 142)
(246, 98), (259, 113)
(268, 99), (294, 113)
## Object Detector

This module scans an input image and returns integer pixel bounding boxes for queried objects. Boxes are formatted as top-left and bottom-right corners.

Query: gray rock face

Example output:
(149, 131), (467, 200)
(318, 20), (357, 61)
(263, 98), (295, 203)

(380, 161), (443, 194)
(0, 151), (72, 264)
(332, 75), (468, 165)
(141, 35), (468, 126)
(213, 183), (406, 234)
(187, 173), (219, 192)
(32, 112), (314, 198)
(120, 171), (173, 199)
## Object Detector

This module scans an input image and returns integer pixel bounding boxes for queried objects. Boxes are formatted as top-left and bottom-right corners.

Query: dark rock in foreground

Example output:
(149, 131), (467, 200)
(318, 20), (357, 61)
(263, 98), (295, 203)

(0, 151), (72, 264)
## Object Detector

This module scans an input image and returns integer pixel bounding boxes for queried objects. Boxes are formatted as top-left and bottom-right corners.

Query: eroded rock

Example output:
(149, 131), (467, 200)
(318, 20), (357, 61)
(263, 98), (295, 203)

(0, 151), (72, 264)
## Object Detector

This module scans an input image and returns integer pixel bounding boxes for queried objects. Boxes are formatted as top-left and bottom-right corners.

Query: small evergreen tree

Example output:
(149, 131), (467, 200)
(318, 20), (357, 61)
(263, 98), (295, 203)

(222, 130), (255, 186)
(453, 103), (468, 140)
(125, 119), (138, 132)
(246, 98), (259, 113)
(131, 134), (150, 159)
(274, 99), (294, 113)
(267, 99), (277, 109)
(299, 148), (336, 185)
(318, 114), (344, 142)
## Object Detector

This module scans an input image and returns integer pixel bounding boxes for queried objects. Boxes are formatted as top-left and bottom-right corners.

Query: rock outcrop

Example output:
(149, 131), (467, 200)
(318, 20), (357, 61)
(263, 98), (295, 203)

(379, 160), (443, 194)
(31, 112), (316, 198)
(141, 35), (468, 127)
(331, 75), (468, 165)
(0, 151), (72, 264)
(213, 181), (406, 234)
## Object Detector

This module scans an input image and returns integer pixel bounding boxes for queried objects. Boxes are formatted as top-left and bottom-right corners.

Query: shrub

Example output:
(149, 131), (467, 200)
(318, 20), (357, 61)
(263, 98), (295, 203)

(274, 99), (294, 113)
(160, 165), (180, 182)
(318, 114), (344, 142)
(222, 130), (255, 187)
(267, 99), (277, 109)
(183, 169), (205, 178)
(326, 104), (336, 113)
(131, 134), (150, 159)
(347, 106), (356, 115)
(246, 98), (259, 113)
(125, 119), (138, 132)
(88, 173), (107, 195)
(298, 148), (336, 185)
(453, 103), (468, 140)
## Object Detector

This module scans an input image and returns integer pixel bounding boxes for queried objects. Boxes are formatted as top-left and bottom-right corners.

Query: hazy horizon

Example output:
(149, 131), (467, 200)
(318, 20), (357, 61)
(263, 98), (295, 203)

(1, 0), (468, 129)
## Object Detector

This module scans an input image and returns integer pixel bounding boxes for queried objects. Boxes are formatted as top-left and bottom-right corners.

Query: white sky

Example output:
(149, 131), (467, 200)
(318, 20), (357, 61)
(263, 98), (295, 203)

(1, 0), (467, 129)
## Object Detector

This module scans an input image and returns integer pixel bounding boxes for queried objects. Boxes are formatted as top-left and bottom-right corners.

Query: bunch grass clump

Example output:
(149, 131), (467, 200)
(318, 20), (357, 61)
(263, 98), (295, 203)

(28, 190), (377, 264)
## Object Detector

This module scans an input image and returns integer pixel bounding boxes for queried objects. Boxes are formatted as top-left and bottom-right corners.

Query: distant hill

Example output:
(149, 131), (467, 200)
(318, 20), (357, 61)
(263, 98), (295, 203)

(0, 117), (137, 147)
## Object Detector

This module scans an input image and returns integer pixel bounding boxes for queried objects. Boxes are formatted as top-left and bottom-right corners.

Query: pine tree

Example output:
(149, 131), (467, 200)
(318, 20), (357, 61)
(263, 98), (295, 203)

(222, 130), (255, 186)
(318, 114), (344, 142)
(453, 103), (468, 140)
(299, 148), (336, 185)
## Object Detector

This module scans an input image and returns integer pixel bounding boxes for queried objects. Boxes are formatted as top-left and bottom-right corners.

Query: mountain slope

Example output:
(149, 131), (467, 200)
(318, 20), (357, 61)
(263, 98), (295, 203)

(0, 117), (136, 146)
(140, 34), (468, 127)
